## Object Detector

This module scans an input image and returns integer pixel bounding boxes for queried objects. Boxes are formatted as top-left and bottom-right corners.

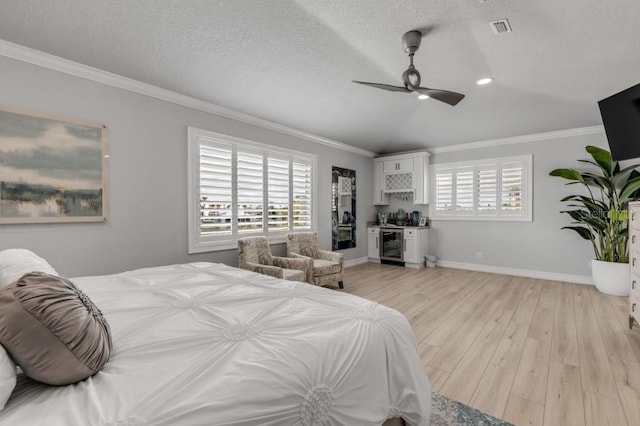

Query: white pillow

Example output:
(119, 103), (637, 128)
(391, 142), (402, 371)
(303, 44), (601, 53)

(0, 249), (58, 289)
(0, 344), (16, 411)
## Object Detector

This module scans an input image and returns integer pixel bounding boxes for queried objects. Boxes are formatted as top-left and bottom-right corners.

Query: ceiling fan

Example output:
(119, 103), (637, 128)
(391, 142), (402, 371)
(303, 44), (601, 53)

(353, 30), (465, 106)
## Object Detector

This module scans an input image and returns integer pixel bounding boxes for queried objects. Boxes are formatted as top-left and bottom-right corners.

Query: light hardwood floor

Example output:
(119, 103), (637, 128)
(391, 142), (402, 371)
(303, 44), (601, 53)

(341, 263), (640, 426)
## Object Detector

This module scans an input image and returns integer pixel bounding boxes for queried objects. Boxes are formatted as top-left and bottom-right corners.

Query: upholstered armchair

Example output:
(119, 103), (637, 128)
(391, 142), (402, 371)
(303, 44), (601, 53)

(286, 232), (344, 289)
(238, 236), (312, 282)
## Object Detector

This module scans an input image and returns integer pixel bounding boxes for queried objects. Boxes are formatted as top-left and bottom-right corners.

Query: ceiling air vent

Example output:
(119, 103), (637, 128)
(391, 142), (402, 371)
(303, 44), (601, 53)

(490, 19), (512, 34)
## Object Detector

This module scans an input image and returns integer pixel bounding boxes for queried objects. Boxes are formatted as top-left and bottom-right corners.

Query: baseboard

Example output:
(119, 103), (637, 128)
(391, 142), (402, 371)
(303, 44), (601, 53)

(436, 260), (594, 285)
(344, 257), (369, 268)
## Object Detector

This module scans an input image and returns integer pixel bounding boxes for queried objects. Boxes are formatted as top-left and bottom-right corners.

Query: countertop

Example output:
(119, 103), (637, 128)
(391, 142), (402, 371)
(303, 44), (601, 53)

(368, 224), (429, 230)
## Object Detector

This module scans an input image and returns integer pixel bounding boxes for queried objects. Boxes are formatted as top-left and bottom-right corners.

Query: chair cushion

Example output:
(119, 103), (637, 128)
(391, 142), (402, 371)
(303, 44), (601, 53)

(282, 268), (306, 282)
(288, 233), (319, 259)
(253, 238), (274, 265)
(298, 246), (319, 259)
(312, 259), (342, 276)
(238, 237), (273, 266)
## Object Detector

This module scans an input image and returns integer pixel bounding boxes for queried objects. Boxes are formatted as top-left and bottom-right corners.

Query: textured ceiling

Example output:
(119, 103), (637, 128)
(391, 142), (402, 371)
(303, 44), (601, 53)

(0, 0), (638, 154)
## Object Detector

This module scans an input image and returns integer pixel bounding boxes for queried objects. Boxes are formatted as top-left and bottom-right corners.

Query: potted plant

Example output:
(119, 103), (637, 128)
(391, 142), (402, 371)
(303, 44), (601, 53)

(550, 145), (640, 295)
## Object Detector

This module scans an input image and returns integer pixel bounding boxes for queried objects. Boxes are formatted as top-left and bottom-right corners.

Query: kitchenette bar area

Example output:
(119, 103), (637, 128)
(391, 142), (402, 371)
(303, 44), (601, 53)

(368, 151), (431, 268)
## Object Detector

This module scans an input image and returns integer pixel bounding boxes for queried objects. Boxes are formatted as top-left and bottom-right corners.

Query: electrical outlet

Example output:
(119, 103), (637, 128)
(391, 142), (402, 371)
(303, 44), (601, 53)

(476, 251), (484, 259)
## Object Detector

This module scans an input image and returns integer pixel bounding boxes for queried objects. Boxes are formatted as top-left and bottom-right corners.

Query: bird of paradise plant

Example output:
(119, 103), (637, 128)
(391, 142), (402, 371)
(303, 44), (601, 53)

(550, 145), (640, 263)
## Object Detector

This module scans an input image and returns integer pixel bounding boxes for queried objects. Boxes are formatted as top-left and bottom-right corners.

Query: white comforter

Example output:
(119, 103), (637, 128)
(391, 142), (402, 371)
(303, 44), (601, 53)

(0, 262), (431, 425)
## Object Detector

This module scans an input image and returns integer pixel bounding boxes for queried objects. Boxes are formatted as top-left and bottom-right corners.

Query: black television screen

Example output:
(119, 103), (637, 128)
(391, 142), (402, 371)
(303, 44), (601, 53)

(598, 82), (640, 161)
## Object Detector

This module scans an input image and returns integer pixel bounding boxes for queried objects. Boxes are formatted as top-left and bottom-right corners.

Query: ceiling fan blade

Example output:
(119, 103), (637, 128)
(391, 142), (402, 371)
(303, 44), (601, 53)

(414, 87), (465, 106)
(353, 81), (411, 93)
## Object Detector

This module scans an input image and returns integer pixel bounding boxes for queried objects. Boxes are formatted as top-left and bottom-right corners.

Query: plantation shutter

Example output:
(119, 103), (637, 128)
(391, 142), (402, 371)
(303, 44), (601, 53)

(501, 161), (524, 215)
(267, 157), (290, 230)
(189, 127), (317, 253)
(477, 166), (498, 214)
(435, 169), (454, 214)
(236, 150), (264, 233)
(199, 144), (232, 235)
(431, 155), (531, 221)
(292, 160), (313, 229)
(455, 168), (474, 215)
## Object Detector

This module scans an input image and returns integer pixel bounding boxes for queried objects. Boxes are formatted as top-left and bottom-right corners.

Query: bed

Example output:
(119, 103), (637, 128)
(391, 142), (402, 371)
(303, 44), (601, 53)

(0, 262), (431, 425)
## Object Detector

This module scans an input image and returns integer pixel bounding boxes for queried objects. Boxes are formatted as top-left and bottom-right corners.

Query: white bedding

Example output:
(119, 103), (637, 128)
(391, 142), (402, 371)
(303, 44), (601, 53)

(0, 262), (431, 425)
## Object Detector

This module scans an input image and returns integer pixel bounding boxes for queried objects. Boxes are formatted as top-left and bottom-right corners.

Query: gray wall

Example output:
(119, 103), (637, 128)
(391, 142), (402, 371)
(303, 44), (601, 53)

(0, 56), (375, 277)
(429, 131), (609, 279)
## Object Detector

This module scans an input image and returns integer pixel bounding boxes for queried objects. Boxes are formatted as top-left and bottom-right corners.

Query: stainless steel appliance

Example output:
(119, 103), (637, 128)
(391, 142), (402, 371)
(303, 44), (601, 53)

(380, 228), (404, 262)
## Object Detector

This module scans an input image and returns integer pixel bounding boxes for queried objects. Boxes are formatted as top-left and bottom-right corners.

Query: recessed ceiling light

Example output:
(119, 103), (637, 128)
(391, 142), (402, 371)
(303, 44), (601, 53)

(418, 94), (429, 100)
(477, 77), (493, 85)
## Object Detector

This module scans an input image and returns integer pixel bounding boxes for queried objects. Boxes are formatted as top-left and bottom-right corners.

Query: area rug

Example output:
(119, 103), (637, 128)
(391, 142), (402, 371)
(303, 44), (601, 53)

(431, 392), (515, 426)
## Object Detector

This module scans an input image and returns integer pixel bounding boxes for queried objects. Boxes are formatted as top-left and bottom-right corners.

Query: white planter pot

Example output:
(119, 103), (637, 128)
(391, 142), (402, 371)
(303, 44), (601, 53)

(591, 259), (629, 296)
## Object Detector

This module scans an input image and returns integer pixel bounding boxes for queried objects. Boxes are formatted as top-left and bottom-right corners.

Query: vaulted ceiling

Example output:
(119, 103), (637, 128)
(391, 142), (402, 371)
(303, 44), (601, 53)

(0, 0), (638, 154)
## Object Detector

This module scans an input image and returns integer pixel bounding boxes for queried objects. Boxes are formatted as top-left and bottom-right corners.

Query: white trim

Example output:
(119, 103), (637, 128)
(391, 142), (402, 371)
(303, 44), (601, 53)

(0, 39), (375, 158)
(431, 154), (533, 222)
(344, 257), (369, 268)
(436, 260), (594, 285)
(429, 126), (604, 154)
(429, 215), (533, 222)
(188, 127), (317, 253)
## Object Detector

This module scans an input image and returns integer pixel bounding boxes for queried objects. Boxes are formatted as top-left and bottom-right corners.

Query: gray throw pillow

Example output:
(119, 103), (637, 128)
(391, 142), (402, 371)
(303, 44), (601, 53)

(0, 272), (112, 385)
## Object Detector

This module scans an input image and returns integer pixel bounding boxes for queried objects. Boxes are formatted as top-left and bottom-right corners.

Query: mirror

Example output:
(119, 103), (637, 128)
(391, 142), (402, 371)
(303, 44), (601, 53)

(331, 166), (356, 250)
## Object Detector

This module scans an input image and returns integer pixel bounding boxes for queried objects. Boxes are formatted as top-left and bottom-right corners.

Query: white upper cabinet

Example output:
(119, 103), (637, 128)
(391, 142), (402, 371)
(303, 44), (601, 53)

(373, 162), (388, 205)
(373, 152), (430, 205)
(383, 158), (414, 174)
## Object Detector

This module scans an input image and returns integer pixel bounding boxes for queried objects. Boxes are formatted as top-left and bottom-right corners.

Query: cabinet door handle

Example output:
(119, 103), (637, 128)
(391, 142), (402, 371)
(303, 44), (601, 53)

(376, 237), (378, 249)
(633, 280), (636, 290)
(404, 239), (407, 251)
(634, 258), (637, 267)
(380, 190), (383, 201)
(633, 235), (637, 244)
(633, 303), (636, 313)
(633, 212), (637, 221)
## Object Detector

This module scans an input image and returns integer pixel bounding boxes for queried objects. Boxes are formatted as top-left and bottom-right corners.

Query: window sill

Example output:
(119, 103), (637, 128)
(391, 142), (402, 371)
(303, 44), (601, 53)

(431, 215), (532, 222)
(188, 233), (294, 254)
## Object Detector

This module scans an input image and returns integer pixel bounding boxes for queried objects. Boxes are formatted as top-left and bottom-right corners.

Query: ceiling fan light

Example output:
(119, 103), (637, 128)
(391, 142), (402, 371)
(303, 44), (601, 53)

(477, 77), (493, 85)
(418, 94), (429, 100)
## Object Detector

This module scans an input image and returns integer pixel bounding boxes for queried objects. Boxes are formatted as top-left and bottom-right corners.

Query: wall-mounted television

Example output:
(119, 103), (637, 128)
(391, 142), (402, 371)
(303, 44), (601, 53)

(598, 82), (640, 161)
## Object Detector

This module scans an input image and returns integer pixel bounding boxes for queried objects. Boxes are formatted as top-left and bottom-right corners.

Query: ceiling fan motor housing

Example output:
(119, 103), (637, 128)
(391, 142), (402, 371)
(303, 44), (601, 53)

(402, 30), (422, 55)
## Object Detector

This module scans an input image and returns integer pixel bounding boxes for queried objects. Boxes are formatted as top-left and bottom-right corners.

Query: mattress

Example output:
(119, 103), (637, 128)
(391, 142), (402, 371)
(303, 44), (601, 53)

(0, 262), (431, 425)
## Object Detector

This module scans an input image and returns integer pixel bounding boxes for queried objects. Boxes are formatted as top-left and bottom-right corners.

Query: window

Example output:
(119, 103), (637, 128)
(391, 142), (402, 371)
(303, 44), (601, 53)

(432, 154), (532, 221)
(188, 127), (316, 253)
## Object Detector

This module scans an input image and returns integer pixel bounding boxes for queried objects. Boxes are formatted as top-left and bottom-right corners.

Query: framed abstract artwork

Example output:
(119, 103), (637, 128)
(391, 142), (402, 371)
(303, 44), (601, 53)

(0, 107), (108, 224)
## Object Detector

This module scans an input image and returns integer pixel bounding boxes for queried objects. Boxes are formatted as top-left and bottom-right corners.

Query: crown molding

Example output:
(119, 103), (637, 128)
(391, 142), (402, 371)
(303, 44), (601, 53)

(429, 125), (605, 154)
(0, 39), (376, 158)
